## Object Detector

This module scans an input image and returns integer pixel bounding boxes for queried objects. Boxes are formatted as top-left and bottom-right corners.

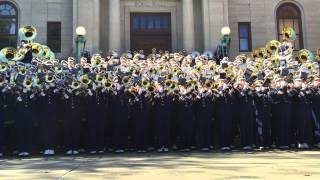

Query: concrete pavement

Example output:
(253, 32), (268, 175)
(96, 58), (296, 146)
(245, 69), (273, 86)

(1, 150), (320, 180)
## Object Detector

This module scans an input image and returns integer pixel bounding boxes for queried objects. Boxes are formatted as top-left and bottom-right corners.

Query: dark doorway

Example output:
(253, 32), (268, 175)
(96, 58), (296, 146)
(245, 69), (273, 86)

(130, 13), (171, 54)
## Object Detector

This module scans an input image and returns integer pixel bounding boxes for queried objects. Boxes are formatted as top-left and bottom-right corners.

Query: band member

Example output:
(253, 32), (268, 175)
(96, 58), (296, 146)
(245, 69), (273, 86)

(111, 85), (129, 153)
(194, 84), (214, 151)
(254, 80), (272, 149)
(153, 85), (172, 152)
(132, 86), (152, 153)
(87, 83), (107, 154)
(270, 77), (292, 149)
(63, 82), (82, 155)
(291, 77), (313, 149)
(311, 77), (320, 148)
(15, 79), (34, 157)
(215, 74), (235, 151)
(234, 77), (255, 150)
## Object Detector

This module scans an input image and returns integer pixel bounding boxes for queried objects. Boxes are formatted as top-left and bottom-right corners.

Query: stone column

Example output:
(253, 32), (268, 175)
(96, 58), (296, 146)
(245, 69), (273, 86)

(202, 0), (210, 50)
(182, 0), (195, 52)
(109, 0), (121, 52)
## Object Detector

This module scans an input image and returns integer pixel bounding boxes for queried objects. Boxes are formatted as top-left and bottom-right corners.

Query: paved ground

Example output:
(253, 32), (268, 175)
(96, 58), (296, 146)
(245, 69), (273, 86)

(1, 150), (320, 180)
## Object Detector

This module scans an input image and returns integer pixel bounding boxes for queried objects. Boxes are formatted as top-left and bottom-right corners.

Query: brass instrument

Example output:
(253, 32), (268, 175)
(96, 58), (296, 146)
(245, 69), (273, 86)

(316, 48), (320, 62)
(147, 84), (156, 93)
(80, 74), (91, 85)
(266, 40), (281, 54)
(45, 73), (55, 83)
(164, 79), (172, 88)
(96, 73), (105, 83)
(141, 77), (149, 87)
(19, 66), (27, 75)
(122, 75), (131, 85)
(71, 80), (81, 90)
(103, 79), (112, 89)
(19, 26), (37, 41)
(282, 26), (296, 41)
(298, 49), (314, 63)
(204, 80), (213, 89)
(0, 47), (17, 62)
(54, 64), (63, 74)
(23, 77), (33, 89)
(0, 63), (8, 72)
(31, 43), (43, 57)
(235, 54), (248, 64)
(252, 48), (267, 59)
(42, 45), (55, 61)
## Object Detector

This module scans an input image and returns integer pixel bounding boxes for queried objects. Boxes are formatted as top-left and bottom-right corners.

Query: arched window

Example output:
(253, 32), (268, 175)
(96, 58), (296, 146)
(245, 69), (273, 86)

(0, 1), (18, 50)
(277, 2), (303, 50)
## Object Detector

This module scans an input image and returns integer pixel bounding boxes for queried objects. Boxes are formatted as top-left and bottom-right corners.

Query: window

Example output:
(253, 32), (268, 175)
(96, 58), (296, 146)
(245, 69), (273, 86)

(0, 1), (18, 50)
(47, 22), (61, 53)
(277, 3), (303, 50)
(238, 22), (252, 52)
(131, 13), (171, 33)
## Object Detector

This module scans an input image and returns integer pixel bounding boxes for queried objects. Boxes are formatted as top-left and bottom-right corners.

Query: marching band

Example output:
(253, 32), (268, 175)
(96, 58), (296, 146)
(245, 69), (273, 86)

(1, 25), (320, 157)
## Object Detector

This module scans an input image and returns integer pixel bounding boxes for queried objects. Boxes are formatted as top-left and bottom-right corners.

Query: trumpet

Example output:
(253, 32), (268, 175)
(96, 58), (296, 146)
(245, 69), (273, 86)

(19, 26), (37, 41)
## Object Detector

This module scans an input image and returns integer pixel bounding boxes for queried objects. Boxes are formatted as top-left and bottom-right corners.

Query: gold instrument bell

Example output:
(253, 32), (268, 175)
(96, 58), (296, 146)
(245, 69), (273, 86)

(19, 26), (37, 41)
(266, 40), (281, 54)
(23, 77), (33, 89)
(298, 49), (314, 63)
(31, 43), (44, 57)
(0, 47), (17, 62)
(316, 48), (320, 62)
(103, 79), (112, 89)
(0, 63), (8, 72)
(80, 74), (91, 85)
(45, 73), (55, 83)
(71, 80), (81, 90)
(282, 26), (296, 41)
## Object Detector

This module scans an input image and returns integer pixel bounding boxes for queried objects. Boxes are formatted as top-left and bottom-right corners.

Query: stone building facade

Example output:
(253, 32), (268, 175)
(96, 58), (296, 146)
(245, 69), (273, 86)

(0, 0), (319, 59)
